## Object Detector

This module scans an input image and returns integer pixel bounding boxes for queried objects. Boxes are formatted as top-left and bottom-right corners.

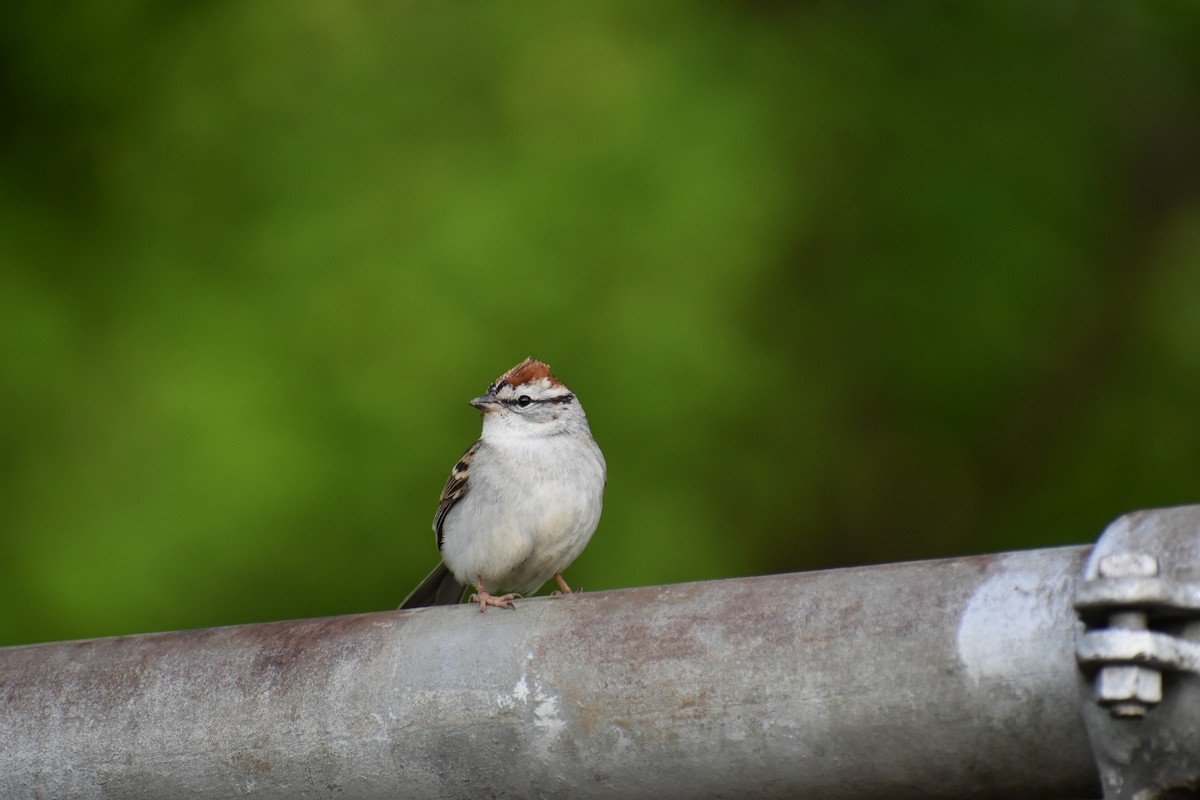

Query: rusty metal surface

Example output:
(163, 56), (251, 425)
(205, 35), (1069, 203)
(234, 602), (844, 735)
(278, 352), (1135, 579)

(0, 547), (1100, 799)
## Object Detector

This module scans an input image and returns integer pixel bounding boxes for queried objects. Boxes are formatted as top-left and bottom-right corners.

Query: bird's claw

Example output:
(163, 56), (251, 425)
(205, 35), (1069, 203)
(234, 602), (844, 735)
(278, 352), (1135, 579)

(469, 590), (521, 612)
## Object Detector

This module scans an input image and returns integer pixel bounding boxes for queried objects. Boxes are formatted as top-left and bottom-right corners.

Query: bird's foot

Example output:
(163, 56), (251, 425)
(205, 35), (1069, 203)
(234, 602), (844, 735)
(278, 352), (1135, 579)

(469, 589), (521, 612)
(550, 574), (579, 597)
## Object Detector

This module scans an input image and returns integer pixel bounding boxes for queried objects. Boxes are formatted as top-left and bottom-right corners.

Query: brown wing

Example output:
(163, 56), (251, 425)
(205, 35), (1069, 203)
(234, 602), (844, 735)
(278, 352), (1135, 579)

(434, 439), (480, 551)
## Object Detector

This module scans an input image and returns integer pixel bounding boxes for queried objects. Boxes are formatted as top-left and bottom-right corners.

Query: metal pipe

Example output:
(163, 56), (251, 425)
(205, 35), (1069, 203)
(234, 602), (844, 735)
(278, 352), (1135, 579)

(0, 547), (1101, 799)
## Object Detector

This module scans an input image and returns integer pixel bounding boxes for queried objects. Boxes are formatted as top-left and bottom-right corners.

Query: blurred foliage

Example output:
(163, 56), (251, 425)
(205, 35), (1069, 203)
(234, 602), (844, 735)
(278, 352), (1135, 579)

(2, 2), (1199, 646)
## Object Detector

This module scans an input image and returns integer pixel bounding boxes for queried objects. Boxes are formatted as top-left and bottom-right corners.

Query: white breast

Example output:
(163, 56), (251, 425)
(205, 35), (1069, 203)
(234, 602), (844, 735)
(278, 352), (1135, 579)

(439, 434), (606, 595)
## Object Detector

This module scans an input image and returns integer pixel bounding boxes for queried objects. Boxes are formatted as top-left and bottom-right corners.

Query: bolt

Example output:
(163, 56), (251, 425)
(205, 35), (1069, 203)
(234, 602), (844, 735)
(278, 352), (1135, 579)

(1095, 554), (1160, 718)
(1096, 663), (1162, 718)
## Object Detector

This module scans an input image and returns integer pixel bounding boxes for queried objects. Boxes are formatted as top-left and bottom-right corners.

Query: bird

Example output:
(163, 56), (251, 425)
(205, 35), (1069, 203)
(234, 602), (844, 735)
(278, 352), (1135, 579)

(400, 358), (606, 612)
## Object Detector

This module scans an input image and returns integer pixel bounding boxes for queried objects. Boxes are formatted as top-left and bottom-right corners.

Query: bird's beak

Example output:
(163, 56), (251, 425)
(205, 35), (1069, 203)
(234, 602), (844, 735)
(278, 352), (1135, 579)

(470, 393), (501, 413)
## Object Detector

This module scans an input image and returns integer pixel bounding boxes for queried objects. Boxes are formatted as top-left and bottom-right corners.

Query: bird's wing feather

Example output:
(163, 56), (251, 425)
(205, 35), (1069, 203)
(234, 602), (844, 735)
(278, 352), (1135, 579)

(433, 439), (480, 551)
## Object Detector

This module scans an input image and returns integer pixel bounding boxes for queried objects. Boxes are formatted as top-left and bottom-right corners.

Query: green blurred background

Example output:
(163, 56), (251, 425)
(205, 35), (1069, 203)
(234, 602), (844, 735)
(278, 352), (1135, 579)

(2, 2), (1199, 647)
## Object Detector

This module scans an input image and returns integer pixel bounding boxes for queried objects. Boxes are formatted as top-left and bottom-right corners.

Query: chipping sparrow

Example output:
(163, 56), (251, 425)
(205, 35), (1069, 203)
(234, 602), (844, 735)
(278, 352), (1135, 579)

(399, 358), (607, 612)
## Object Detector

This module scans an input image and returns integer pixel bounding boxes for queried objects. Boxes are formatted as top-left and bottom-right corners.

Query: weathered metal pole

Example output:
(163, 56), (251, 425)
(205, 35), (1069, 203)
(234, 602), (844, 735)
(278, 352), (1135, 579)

(0, 547), (1100, 799)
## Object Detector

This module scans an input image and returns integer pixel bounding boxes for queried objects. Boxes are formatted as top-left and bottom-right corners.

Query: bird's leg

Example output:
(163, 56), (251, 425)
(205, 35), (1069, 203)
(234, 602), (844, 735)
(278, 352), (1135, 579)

(469, 578), (520, 612)
(552, 573), (575, 595)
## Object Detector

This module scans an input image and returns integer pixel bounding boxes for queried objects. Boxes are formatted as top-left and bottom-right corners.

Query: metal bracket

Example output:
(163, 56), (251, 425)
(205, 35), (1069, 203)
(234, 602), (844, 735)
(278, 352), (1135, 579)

(1075, 505), (1200, 799)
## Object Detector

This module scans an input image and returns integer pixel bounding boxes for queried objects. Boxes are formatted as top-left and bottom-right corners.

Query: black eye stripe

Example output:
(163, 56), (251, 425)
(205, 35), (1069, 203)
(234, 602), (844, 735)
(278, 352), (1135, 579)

(500, 393), (575, 407)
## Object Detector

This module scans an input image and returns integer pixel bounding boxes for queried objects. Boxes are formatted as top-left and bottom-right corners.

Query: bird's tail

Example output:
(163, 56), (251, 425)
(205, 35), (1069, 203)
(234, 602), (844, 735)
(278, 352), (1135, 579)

(398, 562), (467, 609)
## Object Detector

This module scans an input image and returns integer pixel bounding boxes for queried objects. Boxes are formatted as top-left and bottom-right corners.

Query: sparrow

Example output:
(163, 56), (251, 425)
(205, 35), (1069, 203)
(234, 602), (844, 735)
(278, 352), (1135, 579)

(400, 358), (606, 612)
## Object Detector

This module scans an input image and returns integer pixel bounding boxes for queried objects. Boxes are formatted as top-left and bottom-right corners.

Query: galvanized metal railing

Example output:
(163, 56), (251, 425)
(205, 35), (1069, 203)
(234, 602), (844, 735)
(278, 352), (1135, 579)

(3, 506), (1199, 799)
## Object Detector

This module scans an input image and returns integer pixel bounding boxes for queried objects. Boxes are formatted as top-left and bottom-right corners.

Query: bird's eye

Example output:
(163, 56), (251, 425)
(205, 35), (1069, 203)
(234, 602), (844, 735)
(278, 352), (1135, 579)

(517, 395), (532, 408)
